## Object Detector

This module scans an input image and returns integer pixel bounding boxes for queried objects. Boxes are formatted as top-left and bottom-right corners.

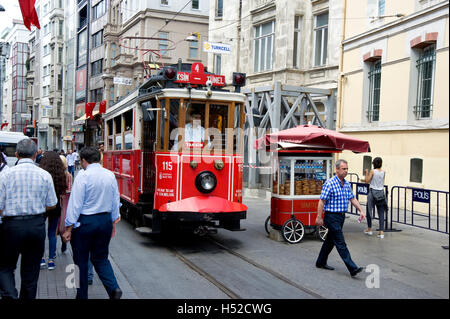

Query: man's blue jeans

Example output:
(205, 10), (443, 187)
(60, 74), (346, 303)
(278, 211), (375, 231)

(70, 213), (119, 299)
(316, 212), (358, 274)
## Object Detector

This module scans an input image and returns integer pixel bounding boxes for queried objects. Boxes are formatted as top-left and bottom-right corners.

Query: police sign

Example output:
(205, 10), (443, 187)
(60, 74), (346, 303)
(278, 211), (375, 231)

(356, 183), (369, 195)
(412, 188), (430, 204)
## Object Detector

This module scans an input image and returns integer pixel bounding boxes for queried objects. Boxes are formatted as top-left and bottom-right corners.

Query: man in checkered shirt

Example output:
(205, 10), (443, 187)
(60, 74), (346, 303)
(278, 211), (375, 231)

(315, 159), (366, 277)
(0, 139), (58, 299)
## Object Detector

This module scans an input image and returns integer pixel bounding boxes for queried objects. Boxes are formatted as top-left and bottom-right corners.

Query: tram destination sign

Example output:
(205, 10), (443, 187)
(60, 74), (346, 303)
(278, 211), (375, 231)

(174, 63), (225, 87)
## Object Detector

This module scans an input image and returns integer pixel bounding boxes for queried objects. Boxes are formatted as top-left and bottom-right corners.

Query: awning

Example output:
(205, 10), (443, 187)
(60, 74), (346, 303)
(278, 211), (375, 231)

(74, 110), (100, 122)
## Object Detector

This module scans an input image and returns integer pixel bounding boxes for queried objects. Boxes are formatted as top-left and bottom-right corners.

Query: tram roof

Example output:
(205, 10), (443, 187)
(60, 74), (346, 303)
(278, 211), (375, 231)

(103, 87), (246, 120)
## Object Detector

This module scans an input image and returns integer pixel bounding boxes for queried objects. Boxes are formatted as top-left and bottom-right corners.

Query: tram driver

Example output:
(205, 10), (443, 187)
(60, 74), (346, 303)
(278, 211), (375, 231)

(172, 110), (211, 151)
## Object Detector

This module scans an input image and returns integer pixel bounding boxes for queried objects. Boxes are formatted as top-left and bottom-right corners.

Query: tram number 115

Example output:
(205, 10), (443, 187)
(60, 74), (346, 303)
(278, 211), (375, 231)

(162, 161), (173, 171)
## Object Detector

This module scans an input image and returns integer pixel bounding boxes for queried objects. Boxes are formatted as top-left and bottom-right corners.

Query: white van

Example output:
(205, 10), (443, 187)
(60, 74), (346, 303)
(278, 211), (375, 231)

(0, 131), (30, 167)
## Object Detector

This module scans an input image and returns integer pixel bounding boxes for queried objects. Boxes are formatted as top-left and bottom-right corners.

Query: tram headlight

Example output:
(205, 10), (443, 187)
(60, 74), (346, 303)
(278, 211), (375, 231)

(195, 171), (217, 194)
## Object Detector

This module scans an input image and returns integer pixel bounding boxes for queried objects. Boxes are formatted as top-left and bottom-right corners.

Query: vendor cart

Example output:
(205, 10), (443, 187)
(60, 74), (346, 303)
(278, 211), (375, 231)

(257, 125), (371, 244)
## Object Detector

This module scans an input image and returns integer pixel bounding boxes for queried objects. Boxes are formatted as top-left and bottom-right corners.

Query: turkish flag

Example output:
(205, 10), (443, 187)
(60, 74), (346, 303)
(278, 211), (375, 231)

(86, 102), (96, 119)
(18, 0), (41, 31)
(99, 100), (107, 115)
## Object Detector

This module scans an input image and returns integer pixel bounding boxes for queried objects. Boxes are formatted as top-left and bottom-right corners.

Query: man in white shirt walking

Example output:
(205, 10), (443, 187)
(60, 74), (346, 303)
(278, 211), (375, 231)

(66, 150), (75, 177)
(62, 146), (121, 299)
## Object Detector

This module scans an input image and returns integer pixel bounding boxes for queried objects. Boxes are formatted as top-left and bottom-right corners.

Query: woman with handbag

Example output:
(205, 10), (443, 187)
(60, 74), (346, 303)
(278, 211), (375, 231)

(362, 157), (386, 239)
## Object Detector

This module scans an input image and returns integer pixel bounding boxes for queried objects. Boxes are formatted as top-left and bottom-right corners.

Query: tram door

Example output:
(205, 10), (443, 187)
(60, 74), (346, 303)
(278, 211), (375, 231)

(141, 99), (157, 202)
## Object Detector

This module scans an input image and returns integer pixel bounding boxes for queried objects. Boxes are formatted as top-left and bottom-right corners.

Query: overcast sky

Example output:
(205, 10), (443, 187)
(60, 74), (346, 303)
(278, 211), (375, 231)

(0, 1), (24, 36)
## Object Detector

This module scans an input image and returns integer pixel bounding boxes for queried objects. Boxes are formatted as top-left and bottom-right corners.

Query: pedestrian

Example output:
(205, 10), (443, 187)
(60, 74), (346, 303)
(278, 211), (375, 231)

(98, 142), (104, 166)
(58, 155), (72, 254)
(0, 139), (58, 299)
(38, 151), (68, 270)
(35, 149), (43, 165)
(73, 149), (80, 171)
(62, 146), (122, 299)
(66, 149), (75, 177)
(0, 152), (7, 297)
(362, 157), (387, 239)
(315, 159), (366, 277)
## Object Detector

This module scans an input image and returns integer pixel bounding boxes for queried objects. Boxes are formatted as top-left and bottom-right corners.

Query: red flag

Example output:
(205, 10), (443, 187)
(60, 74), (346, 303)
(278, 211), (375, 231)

(99, 100), (107, 115)
(85, 102), (96, 119)
(18, 0), (41, 31)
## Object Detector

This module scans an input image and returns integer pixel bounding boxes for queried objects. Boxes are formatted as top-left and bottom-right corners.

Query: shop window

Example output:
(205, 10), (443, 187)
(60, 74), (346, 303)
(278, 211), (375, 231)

(410, 158), (423, 183)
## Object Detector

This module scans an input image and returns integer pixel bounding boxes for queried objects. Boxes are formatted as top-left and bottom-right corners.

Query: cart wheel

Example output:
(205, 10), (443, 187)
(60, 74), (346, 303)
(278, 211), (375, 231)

(317, 226), (328, 242)
(282, 218), (305, 244)
(265, 216), (271, 235)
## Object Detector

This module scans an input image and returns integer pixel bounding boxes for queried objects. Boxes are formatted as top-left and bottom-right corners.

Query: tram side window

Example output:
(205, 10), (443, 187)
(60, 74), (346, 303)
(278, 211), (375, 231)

(208, 104), (228, 151)
(293, 159), (326, 196)
(107, 119), (113, 151)
(159, 99), (166, 150)
(279, 159), (291, 196)
(114, 116), (122, 150)
(124, 110), (133, 150)
(0, 143), (16, 157)
(168, 99), (179, 151)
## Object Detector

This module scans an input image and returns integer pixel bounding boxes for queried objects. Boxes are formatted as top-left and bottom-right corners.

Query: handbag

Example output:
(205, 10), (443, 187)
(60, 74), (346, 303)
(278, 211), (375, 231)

(371, 189), (386, 204)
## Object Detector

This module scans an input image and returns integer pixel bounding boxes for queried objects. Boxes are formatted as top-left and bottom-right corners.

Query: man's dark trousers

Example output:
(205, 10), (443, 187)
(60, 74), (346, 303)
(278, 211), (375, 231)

(0, 215), (46, 299)
(316, 212), (358, 273)
(71, 213), (120, 299)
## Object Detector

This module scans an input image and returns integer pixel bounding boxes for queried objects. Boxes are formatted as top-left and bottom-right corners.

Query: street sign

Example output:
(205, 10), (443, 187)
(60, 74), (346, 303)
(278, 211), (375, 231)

(203, 41), (231, 55)
(114, 77), (132, 86)
(412, 188), (430, 203)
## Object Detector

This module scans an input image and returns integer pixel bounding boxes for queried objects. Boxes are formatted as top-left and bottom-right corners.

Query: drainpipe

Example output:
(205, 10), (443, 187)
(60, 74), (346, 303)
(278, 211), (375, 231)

(336, 0), (347, 130)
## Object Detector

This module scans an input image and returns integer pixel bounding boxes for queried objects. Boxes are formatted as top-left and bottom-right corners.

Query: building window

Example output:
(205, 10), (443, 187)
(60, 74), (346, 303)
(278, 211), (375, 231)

(111, 43), (117, 67)
(189, 40), (198, 59)
(159, 32), (169, 56)
(92, 0), (106, 20)
(192, 0), (199, 9)
(214, 54), (221, 74)
(43, 45), (50, 56)
(161, 0), (169, 5)
(378, 0), (385, 16)
(59, 20), (63, 36)
(414, 44), (435, 119)
(253, 21), (275, 72)
(90, 88), (103, 102)
(43, 65), (49, 76)
(368, 60), (381, 122)
(92, 30), (104, 48)
(58, 47), (63, 63)
(410, 158), (423, 183)
(293, 16), (302, 68)
(314, 12), (328, 66)
(216, 0), (223, 17)
(91, 59), (103, 76)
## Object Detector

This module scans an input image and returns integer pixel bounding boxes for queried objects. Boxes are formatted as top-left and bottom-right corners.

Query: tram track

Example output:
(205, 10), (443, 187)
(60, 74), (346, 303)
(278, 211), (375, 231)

(169, 235), (325, 299)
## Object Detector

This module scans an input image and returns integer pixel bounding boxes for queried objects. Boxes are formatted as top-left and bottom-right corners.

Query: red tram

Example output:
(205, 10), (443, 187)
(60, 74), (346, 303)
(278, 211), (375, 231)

(102, 62), (248, 235)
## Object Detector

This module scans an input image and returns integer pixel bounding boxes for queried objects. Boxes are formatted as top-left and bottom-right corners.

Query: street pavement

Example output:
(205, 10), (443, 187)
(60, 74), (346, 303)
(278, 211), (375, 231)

(14, 191), (449, 299)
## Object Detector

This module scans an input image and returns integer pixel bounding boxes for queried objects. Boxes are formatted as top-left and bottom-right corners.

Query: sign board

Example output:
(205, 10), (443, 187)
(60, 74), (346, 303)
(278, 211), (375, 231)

(41, 117), (49, 124)
(76, 67), (87, 100)
(174, 63), (225, 87)
(21, 114), (31, 119)
(412, 188), (430, 204)
(113, 77), (132, 86)
(203, 42), (231, 55)
(356, 183), (369, 195)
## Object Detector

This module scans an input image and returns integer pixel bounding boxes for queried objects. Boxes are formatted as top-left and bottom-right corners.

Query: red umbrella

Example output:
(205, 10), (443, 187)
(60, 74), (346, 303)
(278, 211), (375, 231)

(255, 125), (370, 153)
